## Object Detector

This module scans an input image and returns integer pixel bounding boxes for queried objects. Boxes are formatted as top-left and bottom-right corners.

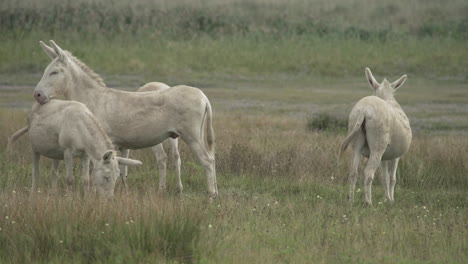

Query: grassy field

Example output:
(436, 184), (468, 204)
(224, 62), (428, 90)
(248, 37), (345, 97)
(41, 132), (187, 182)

(0, 0), (467, 78)
(1, 0), (467, 263)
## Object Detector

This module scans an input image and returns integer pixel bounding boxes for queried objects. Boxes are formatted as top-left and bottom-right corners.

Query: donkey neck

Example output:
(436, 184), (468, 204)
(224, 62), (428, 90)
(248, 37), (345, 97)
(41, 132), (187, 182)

(67, 70), (108, 109)
(80, 118), (114, 161)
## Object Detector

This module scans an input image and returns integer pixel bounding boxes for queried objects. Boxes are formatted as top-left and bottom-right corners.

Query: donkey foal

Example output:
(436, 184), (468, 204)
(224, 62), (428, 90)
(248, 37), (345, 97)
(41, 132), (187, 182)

(26, 99), (142, 198)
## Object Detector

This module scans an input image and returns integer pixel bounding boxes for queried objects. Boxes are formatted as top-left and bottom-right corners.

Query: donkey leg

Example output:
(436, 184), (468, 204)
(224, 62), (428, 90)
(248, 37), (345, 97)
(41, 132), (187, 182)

(170, 138), (183, 193)
(64, 149), (74, 192)
(31, 151), (40, 193)
(152, 143), (168, 192)
(380, 161), (391, 202)
(81, 156), (91, 194)
(364, 154), (384, 205)
(188, 141), (217, 198)
(389, 158), (400, 203)
(348, 151), (361, 204)
(348, 133), (365, 204)
(119, 148), (130, 192)
(50, 159), (60, 193)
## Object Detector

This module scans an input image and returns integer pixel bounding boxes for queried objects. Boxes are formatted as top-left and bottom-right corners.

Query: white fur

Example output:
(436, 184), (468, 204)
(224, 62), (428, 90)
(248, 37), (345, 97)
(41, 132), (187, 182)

(26, 99), (141, 198)
(35, 40), (217, 198)
(340, 68), (412, 204)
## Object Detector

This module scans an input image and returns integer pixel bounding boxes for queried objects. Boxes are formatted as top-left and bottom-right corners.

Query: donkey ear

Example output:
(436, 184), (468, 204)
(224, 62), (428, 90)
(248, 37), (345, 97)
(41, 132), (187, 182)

(116, 157), (142, 166)
(102, 150), (114, 164)
(39, 41), (57, 60)
(365, 67), (380, 90)
(49, 40), (67, 62)
(391, 74), (407, 90)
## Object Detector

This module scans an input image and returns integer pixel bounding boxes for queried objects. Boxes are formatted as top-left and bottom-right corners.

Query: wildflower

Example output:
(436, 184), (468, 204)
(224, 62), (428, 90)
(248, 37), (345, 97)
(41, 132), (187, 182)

(274, 201), (279, 205)
(378, 201), (382, 205)
(330, 176), (335, 180)
(59, 240), (63, 244)
(208, 224), (212, 229)
(356, 188), (361, 193)
(422, 206), (426, 210)
(5, 216), (9, 219)
(343, 215), (347, 218)
(125, 221), (129, 225)
(12, 190), (16, 194)
(105, 223), (109, 227)
(11, 221), (15, 224)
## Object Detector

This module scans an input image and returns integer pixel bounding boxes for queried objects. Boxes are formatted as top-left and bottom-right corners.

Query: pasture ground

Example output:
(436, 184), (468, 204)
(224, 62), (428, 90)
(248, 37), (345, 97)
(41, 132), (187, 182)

(0, 73), (466, 263)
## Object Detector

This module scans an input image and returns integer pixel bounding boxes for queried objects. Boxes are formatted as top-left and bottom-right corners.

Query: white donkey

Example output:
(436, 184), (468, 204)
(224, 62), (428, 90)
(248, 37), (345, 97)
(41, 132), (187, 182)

(118, 82), (183, 192)
(34, 40), (217, 198)
(8, 81), (183, 193)
(340, 68), (412, 204)
(11, 100), (142, 198)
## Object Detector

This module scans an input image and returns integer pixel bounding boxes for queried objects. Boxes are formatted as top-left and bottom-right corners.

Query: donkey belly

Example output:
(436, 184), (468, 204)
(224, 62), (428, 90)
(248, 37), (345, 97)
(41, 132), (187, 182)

(381, 135), (411, 160)
(361, 142), (407, 160)
(112, 131), (175, 150)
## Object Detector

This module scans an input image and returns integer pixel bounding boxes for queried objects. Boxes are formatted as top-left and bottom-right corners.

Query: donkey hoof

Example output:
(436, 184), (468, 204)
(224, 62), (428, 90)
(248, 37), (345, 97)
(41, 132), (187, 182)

(176, 186), (184, 194)
(208, 191), (218, 201)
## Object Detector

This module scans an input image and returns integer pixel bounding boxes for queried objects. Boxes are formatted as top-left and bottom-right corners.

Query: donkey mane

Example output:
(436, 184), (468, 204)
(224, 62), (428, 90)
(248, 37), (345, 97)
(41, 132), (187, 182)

(83, 110), (114, 151)
(64, 51), (107, 87)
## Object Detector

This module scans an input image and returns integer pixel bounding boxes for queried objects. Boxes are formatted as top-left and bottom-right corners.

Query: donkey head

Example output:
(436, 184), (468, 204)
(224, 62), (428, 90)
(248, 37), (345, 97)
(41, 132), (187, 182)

(34, 40), (77, 104)
(92, 150), (142, 199)
(365, 67), (407, 101)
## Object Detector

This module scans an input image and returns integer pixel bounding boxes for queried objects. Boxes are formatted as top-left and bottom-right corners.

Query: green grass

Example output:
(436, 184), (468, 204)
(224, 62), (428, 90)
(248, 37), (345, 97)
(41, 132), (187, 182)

(0, 0), (467, 78)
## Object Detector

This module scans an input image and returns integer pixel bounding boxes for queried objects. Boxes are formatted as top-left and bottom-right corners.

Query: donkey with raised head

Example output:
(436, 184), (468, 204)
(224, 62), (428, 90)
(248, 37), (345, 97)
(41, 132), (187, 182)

(34, 40), (217, 198)
(340, 68), (412, 205)
(13, 100), (142, 198)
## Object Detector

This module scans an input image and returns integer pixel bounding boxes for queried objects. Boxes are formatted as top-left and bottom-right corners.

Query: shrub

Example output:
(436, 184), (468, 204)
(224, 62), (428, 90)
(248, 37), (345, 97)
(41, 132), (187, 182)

(306, 113), (347, 132)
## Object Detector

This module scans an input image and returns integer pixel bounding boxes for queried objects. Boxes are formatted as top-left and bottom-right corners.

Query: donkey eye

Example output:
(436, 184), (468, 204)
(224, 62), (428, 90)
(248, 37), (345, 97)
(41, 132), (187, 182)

(49, 71), (59, 76)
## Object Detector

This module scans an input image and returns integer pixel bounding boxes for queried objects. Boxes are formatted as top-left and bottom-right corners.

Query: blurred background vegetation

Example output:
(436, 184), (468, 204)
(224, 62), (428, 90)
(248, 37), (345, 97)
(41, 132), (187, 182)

(0, 0), (467, 79)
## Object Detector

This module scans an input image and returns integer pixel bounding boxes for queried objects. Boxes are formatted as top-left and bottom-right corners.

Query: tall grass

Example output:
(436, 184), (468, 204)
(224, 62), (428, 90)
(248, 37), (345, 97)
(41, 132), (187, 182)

(0, 192), (202, 263)
(1, 0), (467, 38)
(0, 0), (467, 78)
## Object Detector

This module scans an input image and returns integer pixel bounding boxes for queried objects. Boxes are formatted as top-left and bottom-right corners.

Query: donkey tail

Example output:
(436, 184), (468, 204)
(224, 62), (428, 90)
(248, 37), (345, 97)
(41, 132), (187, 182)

(7, 126), (28, 151)
(339, 112), (365, 158)
(201, 101), (215, 154)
